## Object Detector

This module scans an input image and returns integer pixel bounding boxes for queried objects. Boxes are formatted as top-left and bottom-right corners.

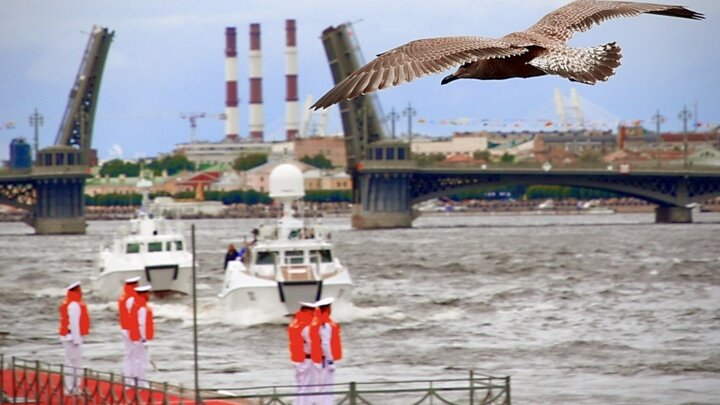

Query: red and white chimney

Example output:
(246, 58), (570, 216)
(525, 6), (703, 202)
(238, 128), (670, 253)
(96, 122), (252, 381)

(249, 23), (264, 142)
(285, 19), (299, 141)
(225, 27), (239, 141)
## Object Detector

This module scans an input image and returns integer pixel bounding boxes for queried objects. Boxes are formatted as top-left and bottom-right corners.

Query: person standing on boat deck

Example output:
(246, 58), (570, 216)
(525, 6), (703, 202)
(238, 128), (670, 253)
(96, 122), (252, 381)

(58, 281), (91, 395)
(224, 244), (238, 269)
(288, 301), (318, 405)
(129, 285), (154, 387)
(237, 237), (250, 262)
(118, 276), (140, 384)
(311, 297), (342, 405)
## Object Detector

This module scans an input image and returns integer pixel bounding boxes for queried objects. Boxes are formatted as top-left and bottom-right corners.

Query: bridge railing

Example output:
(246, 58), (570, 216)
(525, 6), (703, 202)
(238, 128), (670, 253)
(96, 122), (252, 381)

(1, 355), (193, 404)
(360, 159), (720, 173)
(201, 370), (510, 405)
(1, 355), (510, 404)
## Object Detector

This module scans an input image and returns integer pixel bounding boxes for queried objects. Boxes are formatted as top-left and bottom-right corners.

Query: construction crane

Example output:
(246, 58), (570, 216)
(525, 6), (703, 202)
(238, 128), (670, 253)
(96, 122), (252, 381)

(180, 113), (206, 143)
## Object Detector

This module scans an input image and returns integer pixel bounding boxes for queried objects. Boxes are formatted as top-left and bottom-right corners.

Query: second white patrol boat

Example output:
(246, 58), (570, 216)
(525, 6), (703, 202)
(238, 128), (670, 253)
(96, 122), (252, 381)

(218, 163), (352, 322)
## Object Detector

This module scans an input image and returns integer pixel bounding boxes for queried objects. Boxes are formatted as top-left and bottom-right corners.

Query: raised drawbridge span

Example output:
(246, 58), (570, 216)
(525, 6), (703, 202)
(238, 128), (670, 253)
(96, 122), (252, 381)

(0, 25), (113, 234)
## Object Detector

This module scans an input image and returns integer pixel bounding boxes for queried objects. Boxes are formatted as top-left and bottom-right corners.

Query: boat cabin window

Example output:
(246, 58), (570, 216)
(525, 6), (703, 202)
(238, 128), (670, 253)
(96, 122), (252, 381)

(126, 243), (141, 254)
(165, 241), (183, 251)
(148, 242), (163, 252)
(310, 249), (333, 263)
(285, 250), (304, 265)
(255, 251), (276, 265)
(320, 249), (332, 263)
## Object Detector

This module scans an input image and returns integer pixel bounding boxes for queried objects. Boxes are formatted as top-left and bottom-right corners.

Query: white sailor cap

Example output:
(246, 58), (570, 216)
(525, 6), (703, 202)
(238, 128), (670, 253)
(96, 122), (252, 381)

(315, 297), (334, 307)
(66, 281), (81, 291)
(134, 285), (152, 293)
(298, 301), (317, 309)
(124, 276), (141, 284)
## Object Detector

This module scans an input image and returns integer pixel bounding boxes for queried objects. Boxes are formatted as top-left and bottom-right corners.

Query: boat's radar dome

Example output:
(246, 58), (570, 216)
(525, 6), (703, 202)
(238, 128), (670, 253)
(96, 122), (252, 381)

(269, 163), (305, 201)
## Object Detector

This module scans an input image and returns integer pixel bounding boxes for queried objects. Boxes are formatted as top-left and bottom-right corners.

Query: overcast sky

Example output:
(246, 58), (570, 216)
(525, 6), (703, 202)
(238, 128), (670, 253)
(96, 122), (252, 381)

(0, 0), (717, 161)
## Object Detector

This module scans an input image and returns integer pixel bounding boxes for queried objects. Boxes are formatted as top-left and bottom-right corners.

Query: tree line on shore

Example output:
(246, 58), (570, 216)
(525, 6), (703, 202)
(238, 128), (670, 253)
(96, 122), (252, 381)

(92, 152), (617, 207)
(85, 186), (616, 207)
(98, 153), (333, 178)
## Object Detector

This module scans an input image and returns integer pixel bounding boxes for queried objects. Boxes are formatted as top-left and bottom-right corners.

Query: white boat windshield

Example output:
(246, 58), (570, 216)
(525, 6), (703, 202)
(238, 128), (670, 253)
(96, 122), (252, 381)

(255, 251), (276, 265)
(125, 240), (185, 254)
(309, 249), (333, 263)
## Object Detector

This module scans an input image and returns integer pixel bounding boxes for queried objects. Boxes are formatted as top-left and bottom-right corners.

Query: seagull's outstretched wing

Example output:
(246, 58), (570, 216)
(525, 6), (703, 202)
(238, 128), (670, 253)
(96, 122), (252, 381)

(527, 0), (704, 42)
(311, 36), (527, 110)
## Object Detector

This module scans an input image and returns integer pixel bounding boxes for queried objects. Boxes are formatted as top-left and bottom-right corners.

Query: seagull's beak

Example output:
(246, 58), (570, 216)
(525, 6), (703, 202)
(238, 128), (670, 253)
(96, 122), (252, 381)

(441, 74), (458, 85)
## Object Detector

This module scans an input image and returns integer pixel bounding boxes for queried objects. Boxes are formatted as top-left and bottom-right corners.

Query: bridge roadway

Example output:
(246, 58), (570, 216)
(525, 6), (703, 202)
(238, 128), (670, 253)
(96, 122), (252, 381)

(0, 161), (89, 234)
(352, 160), (720, 229)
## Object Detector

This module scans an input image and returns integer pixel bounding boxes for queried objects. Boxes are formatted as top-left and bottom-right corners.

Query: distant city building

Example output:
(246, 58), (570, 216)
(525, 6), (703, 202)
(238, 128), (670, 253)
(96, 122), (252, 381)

(294, 135), (347, 167)
(150, 196), (226, 217)
(411, 132), (489, 158)
(243, 159), (315, 193)
(172, 135), (347, 169)
(173, 137), (272, 166)
(689, 147), (720, 166)
(303, 168), (352, 191)
(489, 138), (536, 161)
(533, 130), (616, 163)
(211, 170), (244, 191)
(243, 158), (352, 193)
(86, 174), (168, 196)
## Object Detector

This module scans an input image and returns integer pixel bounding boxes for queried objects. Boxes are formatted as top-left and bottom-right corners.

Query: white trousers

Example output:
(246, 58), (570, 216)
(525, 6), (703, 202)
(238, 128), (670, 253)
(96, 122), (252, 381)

(61, 340), (82, 394)
(316, 363), (335, 405)
(129, 341), (149, 388)
(121, 330), (133, 385)
(293, 360), (316, 405)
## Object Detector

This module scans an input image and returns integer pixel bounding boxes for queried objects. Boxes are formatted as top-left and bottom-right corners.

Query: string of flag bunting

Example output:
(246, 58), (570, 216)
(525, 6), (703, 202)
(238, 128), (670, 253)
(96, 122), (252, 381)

(413, 117), (717, 131)
(0, 121), (16, 131)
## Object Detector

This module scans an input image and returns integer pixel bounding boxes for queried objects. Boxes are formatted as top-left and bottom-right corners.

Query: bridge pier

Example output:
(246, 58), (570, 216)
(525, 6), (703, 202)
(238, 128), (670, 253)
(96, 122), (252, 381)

(655, 206), (693, 224)
(351, 206), (414, 229)
(31, 217), (87, 234)
(28, 176), (87, 234)
(352, 173), (414, 229)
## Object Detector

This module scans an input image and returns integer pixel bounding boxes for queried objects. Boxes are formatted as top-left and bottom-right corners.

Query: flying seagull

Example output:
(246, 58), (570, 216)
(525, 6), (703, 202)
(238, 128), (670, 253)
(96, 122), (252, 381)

(311, 0), (703, 110)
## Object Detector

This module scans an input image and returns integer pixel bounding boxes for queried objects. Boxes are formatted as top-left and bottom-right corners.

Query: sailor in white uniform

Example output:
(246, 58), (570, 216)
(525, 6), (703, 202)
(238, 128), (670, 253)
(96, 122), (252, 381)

(313, 297), (342, 405)
(118, 276), (140, 385)
(58, 281), (90, 395)
(129, 285), (154, 388)
(289, 301), (318, 405)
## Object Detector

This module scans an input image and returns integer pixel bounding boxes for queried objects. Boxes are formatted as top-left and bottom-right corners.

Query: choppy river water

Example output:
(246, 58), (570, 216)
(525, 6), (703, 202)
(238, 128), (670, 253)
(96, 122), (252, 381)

(1, 212), (719, 404)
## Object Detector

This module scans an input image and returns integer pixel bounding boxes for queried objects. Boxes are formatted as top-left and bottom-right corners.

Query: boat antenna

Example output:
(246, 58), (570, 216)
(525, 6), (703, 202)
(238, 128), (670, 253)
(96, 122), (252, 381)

(136, 176), (152, 215)
(191, 224), (200, 402)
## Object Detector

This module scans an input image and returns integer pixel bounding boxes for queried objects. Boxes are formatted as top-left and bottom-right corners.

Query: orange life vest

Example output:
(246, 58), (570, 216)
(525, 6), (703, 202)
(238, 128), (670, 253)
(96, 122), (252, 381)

(128, 297), (154, 342)
(58, 290), (90, 336)
(118, 285), (137, 330)
(327, 320), (342, 361)
(310, 313), (342, 362)
(288, 309), (314, 362)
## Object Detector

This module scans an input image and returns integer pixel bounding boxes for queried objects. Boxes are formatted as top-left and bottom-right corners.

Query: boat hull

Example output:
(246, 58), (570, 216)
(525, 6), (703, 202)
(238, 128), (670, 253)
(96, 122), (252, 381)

(92, 265), (193, 299)
(219, 270), (352, 322)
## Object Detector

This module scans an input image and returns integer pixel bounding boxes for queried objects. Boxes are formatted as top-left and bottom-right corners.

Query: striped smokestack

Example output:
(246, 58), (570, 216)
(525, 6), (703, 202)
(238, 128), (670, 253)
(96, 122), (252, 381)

(285, 19), (299, 141)
(225, 27), (239, 141)
(249, 23), (264, 142)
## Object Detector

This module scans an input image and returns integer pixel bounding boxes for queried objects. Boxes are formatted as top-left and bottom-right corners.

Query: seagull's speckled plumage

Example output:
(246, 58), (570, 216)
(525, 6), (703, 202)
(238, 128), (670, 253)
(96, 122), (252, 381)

(311, 0), (703, 110)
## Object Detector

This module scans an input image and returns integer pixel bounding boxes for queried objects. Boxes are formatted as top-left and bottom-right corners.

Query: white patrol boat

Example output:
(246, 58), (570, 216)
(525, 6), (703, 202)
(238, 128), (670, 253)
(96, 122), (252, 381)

(219, 163), (352, 321)
(92, 179), (194, 298)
